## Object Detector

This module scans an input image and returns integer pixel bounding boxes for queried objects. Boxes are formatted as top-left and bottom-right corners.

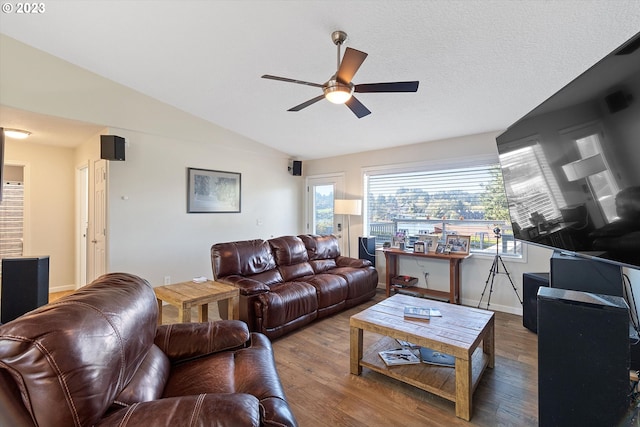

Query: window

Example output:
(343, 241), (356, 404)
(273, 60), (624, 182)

(0, 179), (24, 273)
(365, 160), (522, 257)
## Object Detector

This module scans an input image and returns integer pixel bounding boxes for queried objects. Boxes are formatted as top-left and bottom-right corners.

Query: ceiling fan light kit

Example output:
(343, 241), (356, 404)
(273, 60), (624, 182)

(323, 80), (353, 104)
(261, 30), (419, 118)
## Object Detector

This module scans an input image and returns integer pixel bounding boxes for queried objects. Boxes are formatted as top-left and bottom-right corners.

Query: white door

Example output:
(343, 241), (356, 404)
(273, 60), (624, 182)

(305, 174), (345, 250)
(88, 159), (107, 281)
(76, 164), (89, 287)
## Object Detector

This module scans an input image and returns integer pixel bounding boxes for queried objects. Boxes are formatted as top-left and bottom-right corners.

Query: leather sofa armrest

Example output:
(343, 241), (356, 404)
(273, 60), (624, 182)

(96, 394), (262, 427)
(155, 320), (250, 363)
(221, 276), (270, 296)
(336, 255), (372, 268)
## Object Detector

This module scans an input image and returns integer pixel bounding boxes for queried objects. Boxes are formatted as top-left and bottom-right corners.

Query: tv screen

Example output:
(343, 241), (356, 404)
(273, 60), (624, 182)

(496, 31), (640, 270)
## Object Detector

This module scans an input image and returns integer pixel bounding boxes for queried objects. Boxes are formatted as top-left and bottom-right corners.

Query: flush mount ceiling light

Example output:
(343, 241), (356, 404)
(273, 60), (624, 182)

(3, 128), (31, 139)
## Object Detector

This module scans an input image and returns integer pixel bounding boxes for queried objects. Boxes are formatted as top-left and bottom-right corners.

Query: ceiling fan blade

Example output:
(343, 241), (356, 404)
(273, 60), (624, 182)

(261, 74), (323, 88)
(336, 47), (368, 84)
(288, 95), (326, 112)
(355, 81), (420, 93)
(345, 96), (371, 118)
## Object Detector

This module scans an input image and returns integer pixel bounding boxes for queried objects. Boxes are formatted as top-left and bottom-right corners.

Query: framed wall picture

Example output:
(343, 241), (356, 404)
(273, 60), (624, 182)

(445, 235), (470, 255)
(187, 168), (241, 213)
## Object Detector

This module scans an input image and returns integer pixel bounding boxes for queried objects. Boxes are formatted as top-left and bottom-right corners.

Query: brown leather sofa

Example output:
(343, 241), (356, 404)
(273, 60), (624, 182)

(211, 234), (378, 339)
(0, 273), (298, 427)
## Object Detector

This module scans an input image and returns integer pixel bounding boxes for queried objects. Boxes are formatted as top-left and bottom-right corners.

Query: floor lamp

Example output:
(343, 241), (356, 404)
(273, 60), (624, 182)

(334, 199), (362, 258)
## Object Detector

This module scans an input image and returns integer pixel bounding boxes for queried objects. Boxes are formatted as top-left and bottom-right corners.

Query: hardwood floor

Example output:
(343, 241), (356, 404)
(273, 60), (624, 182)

(271, 291), (538, 427)
(49, 289), (538, 426)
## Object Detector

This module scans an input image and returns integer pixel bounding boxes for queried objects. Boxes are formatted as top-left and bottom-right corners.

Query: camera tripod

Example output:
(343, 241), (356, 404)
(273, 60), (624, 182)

(477, 230), (522, 310)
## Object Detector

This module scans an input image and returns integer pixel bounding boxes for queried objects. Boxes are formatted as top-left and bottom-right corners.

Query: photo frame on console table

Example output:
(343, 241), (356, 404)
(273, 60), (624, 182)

(445, 235), (470, 255)
(187, 167), (241, 213)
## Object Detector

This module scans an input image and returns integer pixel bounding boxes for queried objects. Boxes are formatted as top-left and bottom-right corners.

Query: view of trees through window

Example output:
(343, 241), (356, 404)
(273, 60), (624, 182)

(367, 164), (521, 256)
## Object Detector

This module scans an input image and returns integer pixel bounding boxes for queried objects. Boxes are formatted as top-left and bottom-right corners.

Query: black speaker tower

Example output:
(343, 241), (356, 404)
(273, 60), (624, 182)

(538, 287), (629, 426)
(1, 256), (50, 323)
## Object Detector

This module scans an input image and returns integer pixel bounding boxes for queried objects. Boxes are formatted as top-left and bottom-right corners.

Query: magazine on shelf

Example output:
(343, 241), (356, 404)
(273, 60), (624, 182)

(419, 347), (455, 368)
(396, 339), (420, 349)
(403, 306), (442, 320)
(378, 348), (421, 366)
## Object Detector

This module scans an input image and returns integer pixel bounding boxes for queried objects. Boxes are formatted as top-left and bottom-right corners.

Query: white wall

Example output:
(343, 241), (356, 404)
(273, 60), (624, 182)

(105, 126), (302, 286)
(1, 34), (303, 290)
(305, 131), (555, 314)
(4, 141), (76, 288)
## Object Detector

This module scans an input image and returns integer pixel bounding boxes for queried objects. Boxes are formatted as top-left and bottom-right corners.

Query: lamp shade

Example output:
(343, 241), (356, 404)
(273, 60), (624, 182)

(334, 199), (362, 216)
(562, 154), (607, 182)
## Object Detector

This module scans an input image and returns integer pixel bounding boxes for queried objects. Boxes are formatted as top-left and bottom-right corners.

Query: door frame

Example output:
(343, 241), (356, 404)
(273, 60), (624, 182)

(305, 173), (345, 250)
(75, 162), (89, 288)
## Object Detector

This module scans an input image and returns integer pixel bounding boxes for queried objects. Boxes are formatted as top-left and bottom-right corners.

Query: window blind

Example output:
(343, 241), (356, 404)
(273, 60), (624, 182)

(0, 181), (24, 260)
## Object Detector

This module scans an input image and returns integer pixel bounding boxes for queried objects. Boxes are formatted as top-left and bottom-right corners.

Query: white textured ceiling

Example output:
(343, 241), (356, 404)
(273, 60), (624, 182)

(1, 1), (639, 160)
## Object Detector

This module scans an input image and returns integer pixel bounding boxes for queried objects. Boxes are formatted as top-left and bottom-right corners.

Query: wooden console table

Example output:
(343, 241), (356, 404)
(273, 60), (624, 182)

(383, 248), (470, 304)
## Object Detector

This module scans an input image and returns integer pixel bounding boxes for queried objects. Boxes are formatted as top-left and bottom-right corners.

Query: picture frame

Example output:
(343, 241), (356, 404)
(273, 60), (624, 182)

(187, 167), (241, 213)
(413, 241), (426, 253)
(445, 234), (470, 255)
(424, 235), (440, 252)
(435, 243), (446, 254)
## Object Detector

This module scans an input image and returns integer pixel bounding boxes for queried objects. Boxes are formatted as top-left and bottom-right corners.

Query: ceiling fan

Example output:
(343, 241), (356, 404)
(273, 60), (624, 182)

(262, 30), (419, 118)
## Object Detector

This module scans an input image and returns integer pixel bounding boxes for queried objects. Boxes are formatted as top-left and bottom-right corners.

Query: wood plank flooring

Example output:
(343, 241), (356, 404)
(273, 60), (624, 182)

(50, 289), (538, 426)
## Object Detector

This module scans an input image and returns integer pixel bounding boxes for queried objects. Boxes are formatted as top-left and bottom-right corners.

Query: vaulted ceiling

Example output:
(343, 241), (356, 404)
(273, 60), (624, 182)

(1, 1), (639, 160)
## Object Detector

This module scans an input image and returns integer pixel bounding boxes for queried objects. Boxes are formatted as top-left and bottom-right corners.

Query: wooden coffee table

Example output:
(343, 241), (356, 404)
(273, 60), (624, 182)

(350, 293), (494, 421)
(154, 280), (239, 324)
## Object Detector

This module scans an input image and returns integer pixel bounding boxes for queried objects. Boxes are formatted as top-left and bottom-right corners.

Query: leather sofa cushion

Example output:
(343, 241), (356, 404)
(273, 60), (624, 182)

(329, 266), (378, 299)
(0, 273), (157, 427)
(257, 282), (318, 329)
(269, 236), (309, 265)
(299, 234), (341, 260)
(308, 258), (338, 273)
(304, 274), (348, 309)
(113, 345), (170, 408)
(155, 321), (250, 362)
(97, 394), (262, 427)
(212, 239), (276, 278)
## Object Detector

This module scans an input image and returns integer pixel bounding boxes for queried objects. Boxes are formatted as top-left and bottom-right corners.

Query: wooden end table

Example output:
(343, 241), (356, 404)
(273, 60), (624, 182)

(154, 280), (239, 325)
(350, 293), (494, 421)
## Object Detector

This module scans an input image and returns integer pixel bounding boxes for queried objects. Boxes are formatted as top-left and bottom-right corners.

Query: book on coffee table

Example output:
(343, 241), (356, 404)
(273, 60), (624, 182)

(403, 306), (442, 320)
(419, 347), (455, 368)
(378, 348), (421, 366)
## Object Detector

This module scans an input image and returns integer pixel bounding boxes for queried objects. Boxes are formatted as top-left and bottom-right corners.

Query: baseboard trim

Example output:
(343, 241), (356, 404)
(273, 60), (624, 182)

(49, 284), (77, 293)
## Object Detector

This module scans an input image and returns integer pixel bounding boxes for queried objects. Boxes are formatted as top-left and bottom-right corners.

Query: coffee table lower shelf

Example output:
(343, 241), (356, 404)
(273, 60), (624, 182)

(360, 335), (490, 406)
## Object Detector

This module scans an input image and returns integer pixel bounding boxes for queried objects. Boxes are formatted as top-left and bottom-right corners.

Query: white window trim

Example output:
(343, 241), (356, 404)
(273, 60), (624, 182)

(361, 154), (527, 262)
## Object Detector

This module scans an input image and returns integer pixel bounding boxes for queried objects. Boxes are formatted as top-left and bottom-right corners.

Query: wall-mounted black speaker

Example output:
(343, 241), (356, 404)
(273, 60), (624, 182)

(100, 135), (126, 161)
(288, 160), (302, 176)
(605, 90), (631, 113)
(1, 256), (50, 323)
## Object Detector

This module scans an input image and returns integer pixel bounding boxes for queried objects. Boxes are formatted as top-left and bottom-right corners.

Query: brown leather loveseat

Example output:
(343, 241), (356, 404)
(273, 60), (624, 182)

(0, 273), (298, 427)
(211, 234), (378, 339)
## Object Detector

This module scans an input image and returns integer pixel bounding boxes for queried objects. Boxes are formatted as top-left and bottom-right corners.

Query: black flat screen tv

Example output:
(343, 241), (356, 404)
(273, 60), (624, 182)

(496, 31), (640, 270)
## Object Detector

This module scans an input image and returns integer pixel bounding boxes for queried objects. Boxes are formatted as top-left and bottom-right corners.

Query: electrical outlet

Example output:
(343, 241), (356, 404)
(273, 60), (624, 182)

(164, 276), (171, 285)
